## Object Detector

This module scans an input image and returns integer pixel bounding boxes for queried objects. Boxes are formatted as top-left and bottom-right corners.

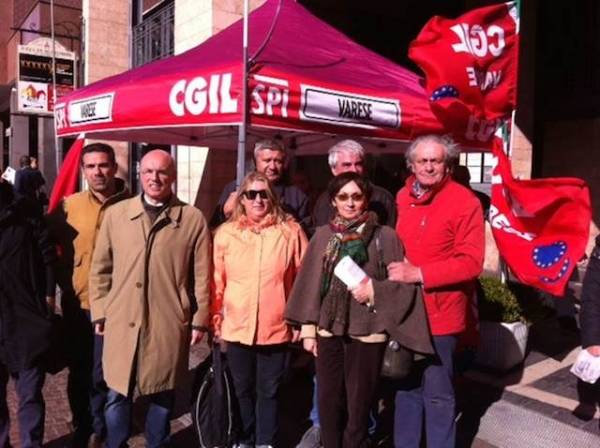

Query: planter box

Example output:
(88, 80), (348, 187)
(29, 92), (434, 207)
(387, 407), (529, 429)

(475, 321), (529, 371)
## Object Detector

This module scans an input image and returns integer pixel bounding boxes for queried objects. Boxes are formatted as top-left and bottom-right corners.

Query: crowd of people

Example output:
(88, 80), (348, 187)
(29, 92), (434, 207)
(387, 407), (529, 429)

(0, 134), (596, 448)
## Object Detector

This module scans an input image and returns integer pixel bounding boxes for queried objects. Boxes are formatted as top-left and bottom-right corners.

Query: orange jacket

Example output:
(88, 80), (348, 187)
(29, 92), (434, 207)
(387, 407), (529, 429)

(212, 218), (308, 345)
(47, 182), (129, 309)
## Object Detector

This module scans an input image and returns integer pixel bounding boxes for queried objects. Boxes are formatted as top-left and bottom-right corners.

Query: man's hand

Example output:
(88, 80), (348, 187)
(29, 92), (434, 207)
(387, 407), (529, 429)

(46, 296), (56, 314)
(586, 345), (600, 357)
(190, 329), (206, 346)
(388, 261), (423, 284)
(95, 322), (105, 336)
(350, 279), (374, 304)
(291, 328), (301, 343)
(222, 192), (238, 219)
(303, 338), (318, 357)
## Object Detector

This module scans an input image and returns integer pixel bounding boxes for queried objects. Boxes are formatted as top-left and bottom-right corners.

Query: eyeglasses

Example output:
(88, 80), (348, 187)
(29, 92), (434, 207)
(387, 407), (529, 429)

(335, 192), (365, 202)
(414, 158), (444, 167)
(243, 189), (269, 200)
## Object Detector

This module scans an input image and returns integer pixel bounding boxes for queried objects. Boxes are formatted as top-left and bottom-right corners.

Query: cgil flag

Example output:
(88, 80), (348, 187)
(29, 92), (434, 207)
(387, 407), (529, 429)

(409, 2), (519, 145)
(47, 133), (85, 213)
(490, 137), (591, 296)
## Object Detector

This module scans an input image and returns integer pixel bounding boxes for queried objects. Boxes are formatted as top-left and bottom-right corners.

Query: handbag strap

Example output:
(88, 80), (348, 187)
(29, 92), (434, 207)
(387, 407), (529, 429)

(212, 342), (224, 394)
(374, 228), (386, 281)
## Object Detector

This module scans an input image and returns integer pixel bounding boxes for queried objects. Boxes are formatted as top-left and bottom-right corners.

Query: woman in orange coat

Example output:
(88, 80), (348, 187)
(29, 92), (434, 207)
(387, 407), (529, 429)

(211, 171), (307, 448)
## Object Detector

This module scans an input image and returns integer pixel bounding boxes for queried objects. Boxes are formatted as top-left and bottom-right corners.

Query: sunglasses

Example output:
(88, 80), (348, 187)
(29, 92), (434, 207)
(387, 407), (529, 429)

(335, 192), (365, 202)
(243, 189), (269, 200)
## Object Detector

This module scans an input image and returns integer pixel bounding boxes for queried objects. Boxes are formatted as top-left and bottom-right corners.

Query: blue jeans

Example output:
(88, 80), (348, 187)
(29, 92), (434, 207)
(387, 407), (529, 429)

(91, 332), (107, 437)
(309, 375), (320, 427)
(0, 364), (45, 448)
(394, 335), (458, 448)
(105, 388), (174, 448)
(226, 342), (288, 446)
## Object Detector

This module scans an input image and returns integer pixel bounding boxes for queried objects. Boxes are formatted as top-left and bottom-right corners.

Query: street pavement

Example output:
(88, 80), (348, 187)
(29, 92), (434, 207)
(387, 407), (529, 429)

(4, 316), (599, 447)
(457, 316), (600, 448)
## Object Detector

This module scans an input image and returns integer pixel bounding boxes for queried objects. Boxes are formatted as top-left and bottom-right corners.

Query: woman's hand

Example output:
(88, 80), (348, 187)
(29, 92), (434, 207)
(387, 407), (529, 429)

(303, 338), (318, 357)
(350, 278), (374, 304)
(211, 314), (223, 339)
(291, 328), (301, 343)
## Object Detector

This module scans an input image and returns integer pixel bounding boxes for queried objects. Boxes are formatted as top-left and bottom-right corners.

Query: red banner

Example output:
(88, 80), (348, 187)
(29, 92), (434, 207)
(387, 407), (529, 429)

(490, 138), (591, 296)
(409, 2), (519, 145)
(47, 134), (84, 213)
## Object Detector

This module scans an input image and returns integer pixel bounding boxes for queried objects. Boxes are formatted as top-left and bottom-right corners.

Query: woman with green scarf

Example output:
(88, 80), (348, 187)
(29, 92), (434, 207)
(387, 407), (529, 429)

(285, 172), (433, 448)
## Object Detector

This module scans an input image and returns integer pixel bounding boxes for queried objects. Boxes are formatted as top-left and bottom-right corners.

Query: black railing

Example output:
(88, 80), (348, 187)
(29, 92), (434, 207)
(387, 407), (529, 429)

(132, 2), (174, 67)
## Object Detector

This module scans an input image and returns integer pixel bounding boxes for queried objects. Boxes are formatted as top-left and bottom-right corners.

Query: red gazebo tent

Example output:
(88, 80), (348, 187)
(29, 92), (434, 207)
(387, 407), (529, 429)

(55, 0), (445, 157)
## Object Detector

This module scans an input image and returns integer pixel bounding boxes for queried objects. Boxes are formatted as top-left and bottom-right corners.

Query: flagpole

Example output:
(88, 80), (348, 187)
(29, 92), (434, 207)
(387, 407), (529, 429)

(236, 0), (249, 187)
(50, 0), (61, 173)
(501, 0), (521, 283)
(508, 0), (520, 159)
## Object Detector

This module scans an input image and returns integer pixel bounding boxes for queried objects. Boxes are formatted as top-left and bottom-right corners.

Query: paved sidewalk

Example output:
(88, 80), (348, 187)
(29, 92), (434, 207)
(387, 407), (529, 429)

(9, 318), (597, 448)
(4, 342), (499, 448)
(457, 317), (600, 448)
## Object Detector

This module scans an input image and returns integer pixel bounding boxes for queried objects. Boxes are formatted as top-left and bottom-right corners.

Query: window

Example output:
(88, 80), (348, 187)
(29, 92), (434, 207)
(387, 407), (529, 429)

(132, 1), (174, 67)
(459, 152), (494, 184)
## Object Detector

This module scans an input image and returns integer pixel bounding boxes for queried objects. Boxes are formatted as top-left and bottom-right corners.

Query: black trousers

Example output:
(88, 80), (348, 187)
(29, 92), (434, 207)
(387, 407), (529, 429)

(63, 300), (107, 441)
(227, 342), (288, 446)
(315, 336), (385, 448)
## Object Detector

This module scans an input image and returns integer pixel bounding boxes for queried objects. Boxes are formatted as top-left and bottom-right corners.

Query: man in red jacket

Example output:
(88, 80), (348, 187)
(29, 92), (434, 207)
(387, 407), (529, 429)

(389, 135), (484, 448)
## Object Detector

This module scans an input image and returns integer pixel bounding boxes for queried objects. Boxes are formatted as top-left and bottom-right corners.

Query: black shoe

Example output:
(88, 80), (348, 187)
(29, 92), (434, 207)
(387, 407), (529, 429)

(558, 316), (579, 332)
(70, 430), (92, 448)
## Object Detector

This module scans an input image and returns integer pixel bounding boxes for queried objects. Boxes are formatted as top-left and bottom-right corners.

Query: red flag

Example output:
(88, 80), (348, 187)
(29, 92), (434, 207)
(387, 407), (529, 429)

(47, 134), (85, 213)
(409, 2), (519, 145)
(490, 138), (591, 295)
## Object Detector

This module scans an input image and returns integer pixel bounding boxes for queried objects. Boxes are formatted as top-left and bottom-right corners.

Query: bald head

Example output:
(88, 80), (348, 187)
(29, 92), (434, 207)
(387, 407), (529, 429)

(140, 149), (176, 202)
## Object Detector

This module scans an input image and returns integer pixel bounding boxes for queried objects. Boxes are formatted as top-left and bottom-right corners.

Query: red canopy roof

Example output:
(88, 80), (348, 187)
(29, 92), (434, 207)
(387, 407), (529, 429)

(55, 0), (445, 154)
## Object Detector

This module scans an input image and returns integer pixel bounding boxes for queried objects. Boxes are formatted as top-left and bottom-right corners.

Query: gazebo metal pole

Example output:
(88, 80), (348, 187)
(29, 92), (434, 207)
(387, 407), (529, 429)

(236, 0), (250, 187)
(51, 0), (61, 172)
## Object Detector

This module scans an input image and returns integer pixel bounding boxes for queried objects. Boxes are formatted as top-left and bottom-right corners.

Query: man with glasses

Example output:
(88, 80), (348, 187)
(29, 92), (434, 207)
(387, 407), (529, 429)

(389, 135), (484, 448)
(89, 149), (211, 448)
(312, 139), (396, 228)
(298, 139), (396, 448)
(210, 139), (310, 231)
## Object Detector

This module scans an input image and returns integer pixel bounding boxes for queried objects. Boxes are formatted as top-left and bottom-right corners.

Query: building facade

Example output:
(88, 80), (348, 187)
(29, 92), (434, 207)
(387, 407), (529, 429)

(1, 0), (598, 253)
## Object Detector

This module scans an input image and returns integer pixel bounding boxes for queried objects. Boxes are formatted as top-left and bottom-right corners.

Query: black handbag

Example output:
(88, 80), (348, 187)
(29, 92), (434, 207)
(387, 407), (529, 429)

(374, 232), (414, 380)
(191, 342), (238, 448)
(380, 340), (414, 380)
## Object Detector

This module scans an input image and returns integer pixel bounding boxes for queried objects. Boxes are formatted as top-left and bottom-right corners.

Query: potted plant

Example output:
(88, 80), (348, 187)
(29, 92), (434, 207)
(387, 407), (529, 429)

(474, 276), (551, 371)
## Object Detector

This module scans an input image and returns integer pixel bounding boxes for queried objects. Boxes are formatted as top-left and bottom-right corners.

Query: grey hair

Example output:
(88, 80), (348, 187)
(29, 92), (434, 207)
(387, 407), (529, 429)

(328, 139), (365, 170)
(405, 134), (460, 168)
(253, 139), (286, 160)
